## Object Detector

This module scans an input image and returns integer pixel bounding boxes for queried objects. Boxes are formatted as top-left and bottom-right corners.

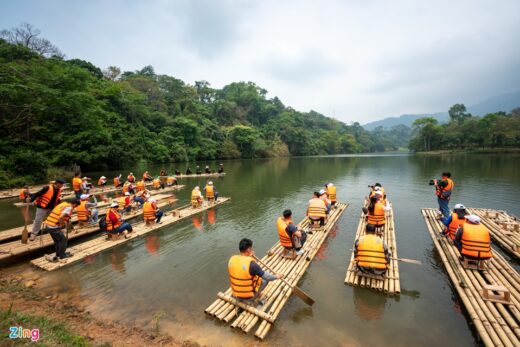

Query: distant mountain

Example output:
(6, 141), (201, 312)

(363, 90), (520, 130)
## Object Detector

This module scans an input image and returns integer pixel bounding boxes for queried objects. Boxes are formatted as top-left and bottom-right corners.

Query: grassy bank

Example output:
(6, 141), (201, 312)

(415, 148), (520, 155)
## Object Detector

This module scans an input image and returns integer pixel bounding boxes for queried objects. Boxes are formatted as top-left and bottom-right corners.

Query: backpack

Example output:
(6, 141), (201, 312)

(98, 216), (107, 231)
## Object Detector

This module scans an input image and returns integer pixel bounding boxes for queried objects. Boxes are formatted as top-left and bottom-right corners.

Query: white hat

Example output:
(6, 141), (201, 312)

(328, 183), (333, 187)
(208, 181), (213, 185)
(110, 200), (119, 207)
(101, 176), (106, 179)
(319, 189), (326, 195)
(80, 194), (90, 200)
(374, 186), (381, 191)
(195, 186), (200, 190)
(124, 192), (130, 196)
(130, 172), (133, 175)
(465, 215), (480, 224)
(454, 203), (466, 210)
(149, 198), (156, 203)
(82, 176), (88, 180)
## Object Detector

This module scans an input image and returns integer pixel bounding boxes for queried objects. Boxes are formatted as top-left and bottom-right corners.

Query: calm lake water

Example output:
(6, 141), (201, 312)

(2, 153), (520, 346)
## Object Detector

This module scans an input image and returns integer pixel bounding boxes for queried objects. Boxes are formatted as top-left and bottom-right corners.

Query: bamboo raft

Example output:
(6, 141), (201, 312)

(422, 208), (520, 347)
(0, 196), (179, 261)
(2, 189), (183, 244)
(468, 208), (520, 260)
(0, 183), (71, 200)
(169, 173), (226, 179)
(344, 202), (400, 295)
(204, 202), (348, 340)
(31, 198), (230, 271)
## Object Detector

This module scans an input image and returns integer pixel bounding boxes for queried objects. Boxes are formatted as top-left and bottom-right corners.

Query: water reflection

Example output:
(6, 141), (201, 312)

(110, 249), (128, 274)
(353, 287), (387, 321)
(145, 235), (160, 255)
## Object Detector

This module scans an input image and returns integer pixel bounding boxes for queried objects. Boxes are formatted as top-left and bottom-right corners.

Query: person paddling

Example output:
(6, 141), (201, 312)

(43, 198), (81, 262)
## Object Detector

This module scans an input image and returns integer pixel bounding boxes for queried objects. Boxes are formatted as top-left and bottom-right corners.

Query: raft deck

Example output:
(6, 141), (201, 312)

(171, 173), (226, 179)
(204, 202), (348, 340)
(468, 208), (520, 260)
(344, 202), (400, 295)
(422, 208), (520, 347)
(0, 183), (70, 200)
(0, 196), (178, 261)
(1, 189), (183, 244)
(31, 198), (230, 271)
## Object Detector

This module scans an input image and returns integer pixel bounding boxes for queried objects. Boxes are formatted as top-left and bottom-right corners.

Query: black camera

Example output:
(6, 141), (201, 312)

(429, 179), (436, 186)
(367, 185), (374, 188)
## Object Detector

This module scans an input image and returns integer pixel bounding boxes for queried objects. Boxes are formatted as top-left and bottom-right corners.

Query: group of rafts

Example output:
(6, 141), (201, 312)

(0, 171), (229, 268)
(205, 183), (402, 339)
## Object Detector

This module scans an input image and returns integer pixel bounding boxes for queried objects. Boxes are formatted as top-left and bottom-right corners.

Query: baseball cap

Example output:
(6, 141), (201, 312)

(465, 215), (480, 224)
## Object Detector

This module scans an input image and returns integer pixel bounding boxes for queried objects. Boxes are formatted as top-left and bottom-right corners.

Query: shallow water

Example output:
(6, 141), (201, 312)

(2, 153), (520, 346)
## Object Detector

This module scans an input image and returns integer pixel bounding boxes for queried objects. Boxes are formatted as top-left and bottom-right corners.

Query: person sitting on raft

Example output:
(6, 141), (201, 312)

(43, 198), (81, 262)
(98, 176), (107, 187)
(106, 201), (133, 239)
(277, 209), (307, 257)
(204, 181), (218, 203)
(166, 176), (178, 186)
(160, 169), (167, 177)
(362, 195), (390, 231)
(133, 189), (149, 208)
(118, 192), (132, 214)
(174, 169), (181, 175)
(81, 177), (92, 193)
(441, 203), (468, 240)
(77, 194), (99, 225)
(218, 163), (224, 174)
(205, 165), (211, 174)
(196, 166), (202, 175)
(127, 172), (136, 183)
(143, 198), (163, 225)
(186, 167), (192, 175)
(143, 171), (152, 182)
(326, 183), (337, 207)
(454, 214), (492, 261)
(113, 174), (122, 187)
(307, 191), (328, 226)
(191, 186), (203, 208)
(228, 238), (283, 305)
(355, 224), (390, 276)
(318, 189), (331, 214)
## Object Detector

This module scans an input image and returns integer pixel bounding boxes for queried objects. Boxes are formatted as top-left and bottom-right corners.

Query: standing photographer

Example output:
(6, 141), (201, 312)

(433, 172), (454, 218)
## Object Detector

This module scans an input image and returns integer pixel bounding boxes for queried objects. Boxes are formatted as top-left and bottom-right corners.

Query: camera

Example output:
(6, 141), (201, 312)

(367, 185), (374, 188)
(429, 179), (437, 186)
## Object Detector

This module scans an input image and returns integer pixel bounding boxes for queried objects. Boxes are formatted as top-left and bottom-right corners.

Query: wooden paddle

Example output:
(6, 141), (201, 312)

(391, 257), (422, 265)
(21, 202), (29, 244)
(253, 255), (315, 306)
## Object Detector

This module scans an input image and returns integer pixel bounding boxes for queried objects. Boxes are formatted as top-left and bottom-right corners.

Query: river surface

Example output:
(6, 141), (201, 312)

(2, 153), (520, 346)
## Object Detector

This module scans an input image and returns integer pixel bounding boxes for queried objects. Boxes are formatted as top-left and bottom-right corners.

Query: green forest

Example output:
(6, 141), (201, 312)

(409, 104), (520, 151)
(0, 25), (402, 188)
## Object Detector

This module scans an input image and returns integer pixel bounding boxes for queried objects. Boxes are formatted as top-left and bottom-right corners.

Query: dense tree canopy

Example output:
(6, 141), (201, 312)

(0, 36), (388, 188)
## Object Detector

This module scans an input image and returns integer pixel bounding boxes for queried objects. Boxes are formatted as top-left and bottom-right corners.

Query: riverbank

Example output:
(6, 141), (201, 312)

(415, 148), (520, 155)
(0, 269), (191, 346)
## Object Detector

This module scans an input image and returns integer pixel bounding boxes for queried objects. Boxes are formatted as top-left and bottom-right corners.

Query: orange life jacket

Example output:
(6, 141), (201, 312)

(447, 212), (465, 240)
(44, 202), (73, 228)
(228, 255), (262, 299)
(127, 174), (135, 182)
(152, 179), (161, 188)
(367, 202), (385, 226)
(166, 176), (175, 185)
(277, 217), (293, 248)
(72, 177), (82, 192)
(436, 178), (454, 198)
(19, 189), (28, 201)
(143, 201), (157, 221)
(356, 234), (388, 270)
(106, 208), (122, 231)
(122, 182), (131, 193)
(205, 185), (215, 198)
(114, 177), (120, 187)
(136, 181), (145, 191)
(76, 200), (90, 221)
(461, 223), (492, 260)
(326, 186), (337, 202)
(35, 185), (61, 209)
(308, 198), (327, 218)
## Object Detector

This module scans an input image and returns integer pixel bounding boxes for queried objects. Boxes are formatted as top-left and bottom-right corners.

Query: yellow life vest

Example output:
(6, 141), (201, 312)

(117, 197), (127, 210)
(326, 186), (337, 202)
(76, 200), (90, 221)
(45, 202), (73, 228)
(205, 185), (215, 198)
(191, 189), (201, 204)
(228, 255), (262, 299)
(277, 217), (293, 248)
(461, 223), (492, 259)
(152, 179), (161, 188)
(308, 198), (326, 218)
(166, 176), (175, 185)
(122, 182), (131, 193)
(143, 201), (156, 221)
(356, 234), (388, 270)
(136, 181), (145, 191)
(367, 202), (385, 226)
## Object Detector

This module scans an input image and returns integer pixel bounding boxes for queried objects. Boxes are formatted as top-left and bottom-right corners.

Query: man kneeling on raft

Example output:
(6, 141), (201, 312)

(354, 224), (390, 276)
(228, 238), (283, 305)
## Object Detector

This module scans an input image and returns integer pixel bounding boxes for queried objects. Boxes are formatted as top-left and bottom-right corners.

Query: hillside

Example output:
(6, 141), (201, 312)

(363, 91), (520, 130)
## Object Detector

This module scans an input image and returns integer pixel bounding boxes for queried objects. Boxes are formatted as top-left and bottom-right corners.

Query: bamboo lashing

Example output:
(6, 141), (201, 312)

(30, 198), (230, 271)
(0, 195), (178, 261)
(204, 202), (348, 340)
(468, 208), (520, 260)
(344, 201), (400, 295)
(421, 208), (520, 347)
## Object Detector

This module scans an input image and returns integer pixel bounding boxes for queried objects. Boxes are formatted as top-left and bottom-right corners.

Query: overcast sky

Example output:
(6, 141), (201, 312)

(1, 0), (519, 123)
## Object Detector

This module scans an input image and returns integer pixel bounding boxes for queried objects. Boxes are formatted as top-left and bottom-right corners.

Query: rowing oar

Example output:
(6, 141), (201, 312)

(21, 201), (29, 244)
(349, 249), (421, 265)
(253, 255), (315, 306)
